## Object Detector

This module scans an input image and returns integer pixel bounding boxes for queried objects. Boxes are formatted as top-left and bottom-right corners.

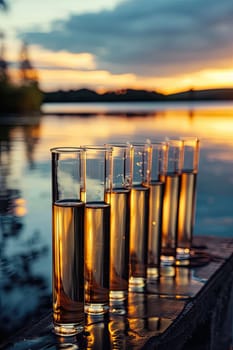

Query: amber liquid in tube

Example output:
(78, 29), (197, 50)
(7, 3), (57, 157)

(52, 199), (85, 335)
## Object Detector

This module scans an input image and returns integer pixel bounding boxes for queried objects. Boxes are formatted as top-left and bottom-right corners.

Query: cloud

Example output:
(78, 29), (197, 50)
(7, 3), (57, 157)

(28, 46), (96, 70)
(19, 0), (233, 77)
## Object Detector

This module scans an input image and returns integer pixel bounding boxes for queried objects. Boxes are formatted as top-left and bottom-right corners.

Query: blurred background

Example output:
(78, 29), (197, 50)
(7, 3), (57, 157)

(0, 0), (233, 342)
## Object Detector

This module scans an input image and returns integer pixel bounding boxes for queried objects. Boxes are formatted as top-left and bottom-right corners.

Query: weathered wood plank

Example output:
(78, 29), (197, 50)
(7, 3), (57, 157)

(1, 236), (233, 350)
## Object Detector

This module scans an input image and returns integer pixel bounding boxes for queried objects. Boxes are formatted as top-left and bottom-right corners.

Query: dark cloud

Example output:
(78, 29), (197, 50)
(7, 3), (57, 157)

(19, 0), (233, 76)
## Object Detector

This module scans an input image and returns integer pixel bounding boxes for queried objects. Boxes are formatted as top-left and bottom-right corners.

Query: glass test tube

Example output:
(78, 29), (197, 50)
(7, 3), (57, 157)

(177, 137), (199, 259)
(128, 143), (150, 291)
(51, 147), (85, 336)
(81, 146), (111, 315)
(105, 144), (131, 313)
(160, 139), (183, 266)
(144, 142), (166, 281)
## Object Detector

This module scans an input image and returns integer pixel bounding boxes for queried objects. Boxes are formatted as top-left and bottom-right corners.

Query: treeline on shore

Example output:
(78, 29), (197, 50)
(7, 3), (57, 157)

(1, 86), (233, 115)
(0, 81), (43, 113)
(43, 88), (233, 103)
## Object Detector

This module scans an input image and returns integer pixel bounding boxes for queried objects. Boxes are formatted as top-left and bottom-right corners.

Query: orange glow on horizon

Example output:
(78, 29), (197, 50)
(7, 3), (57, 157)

(39, 66), (233, 94)
(6, 44), (233, 94)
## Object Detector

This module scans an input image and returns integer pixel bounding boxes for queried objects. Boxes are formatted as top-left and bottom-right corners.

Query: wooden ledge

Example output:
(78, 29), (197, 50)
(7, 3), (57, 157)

(1, 235), (233, 350)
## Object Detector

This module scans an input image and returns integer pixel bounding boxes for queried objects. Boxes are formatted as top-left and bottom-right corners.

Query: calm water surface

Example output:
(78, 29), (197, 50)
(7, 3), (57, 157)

(0, 101), (233, 339)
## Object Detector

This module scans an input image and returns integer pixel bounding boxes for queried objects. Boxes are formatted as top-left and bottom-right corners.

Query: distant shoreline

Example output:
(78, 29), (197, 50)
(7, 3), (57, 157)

(43, 87), (233, 104)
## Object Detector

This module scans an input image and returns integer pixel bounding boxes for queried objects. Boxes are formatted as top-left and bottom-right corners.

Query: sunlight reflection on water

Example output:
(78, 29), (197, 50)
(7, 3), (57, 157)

(0, 101), (233, 339)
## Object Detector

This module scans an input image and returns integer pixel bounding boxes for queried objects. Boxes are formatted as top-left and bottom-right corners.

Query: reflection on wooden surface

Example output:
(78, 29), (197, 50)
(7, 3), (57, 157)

(1, 236), (232, 350)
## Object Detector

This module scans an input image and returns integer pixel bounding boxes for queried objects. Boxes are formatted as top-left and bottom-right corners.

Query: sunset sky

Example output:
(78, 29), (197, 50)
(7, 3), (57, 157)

(0, 0), (233, 94)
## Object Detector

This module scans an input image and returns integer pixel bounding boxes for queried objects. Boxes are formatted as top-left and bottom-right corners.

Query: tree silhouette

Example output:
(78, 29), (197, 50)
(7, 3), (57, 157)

(19, 41), (39, 86)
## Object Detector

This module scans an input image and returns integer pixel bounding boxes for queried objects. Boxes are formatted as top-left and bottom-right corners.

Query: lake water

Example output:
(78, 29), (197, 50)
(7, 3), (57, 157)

(1, 101), (233, 340)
